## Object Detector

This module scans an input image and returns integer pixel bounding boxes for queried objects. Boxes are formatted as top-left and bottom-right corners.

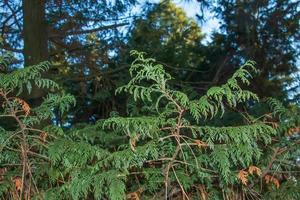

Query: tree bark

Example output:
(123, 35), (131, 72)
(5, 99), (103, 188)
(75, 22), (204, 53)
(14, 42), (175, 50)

(23, 0), (48, 66)
(22, 0), (49, 121)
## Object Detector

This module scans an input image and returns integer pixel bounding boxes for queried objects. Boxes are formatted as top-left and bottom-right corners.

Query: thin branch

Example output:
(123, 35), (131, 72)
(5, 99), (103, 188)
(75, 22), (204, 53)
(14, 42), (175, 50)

(171, 166), (190, 200)
(49, 23), (129, 38)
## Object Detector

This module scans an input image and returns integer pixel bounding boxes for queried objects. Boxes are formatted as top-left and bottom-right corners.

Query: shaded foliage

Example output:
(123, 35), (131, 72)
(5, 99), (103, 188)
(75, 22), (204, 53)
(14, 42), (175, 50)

(0, 51), (299, 199)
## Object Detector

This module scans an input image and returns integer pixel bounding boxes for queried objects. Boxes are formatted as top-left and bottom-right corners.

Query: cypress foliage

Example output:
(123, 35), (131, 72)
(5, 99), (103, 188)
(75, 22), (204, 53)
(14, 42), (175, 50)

(0, 50), (299, 199)
(0, 51), (75, 199)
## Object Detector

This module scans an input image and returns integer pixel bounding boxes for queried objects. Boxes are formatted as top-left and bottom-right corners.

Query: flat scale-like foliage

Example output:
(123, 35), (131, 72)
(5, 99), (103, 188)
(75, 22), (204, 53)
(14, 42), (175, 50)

(45, 52), (300, 199)
(0, 51), (75, 199)
(0, 50), (299, 199)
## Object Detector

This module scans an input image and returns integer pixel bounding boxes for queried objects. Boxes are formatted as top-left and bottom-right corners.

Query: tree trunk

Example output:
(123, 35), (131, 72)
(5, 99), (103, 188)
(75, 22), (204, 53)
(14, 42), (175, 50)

(22, 0), (48, 104)
(22, 0), (50, 127)
(23, 0), (48, 66)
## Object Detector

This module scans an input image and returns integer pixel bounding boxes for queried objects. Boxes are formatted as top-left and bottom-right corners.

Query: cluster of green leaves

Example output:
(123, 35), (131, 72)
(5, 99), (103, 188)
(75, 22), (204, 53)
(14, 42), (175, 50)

(43, 52), (299, 199)
(0, 51), (75, 199)
(260, 98), (300, 200)
(0, 50), (299, 199)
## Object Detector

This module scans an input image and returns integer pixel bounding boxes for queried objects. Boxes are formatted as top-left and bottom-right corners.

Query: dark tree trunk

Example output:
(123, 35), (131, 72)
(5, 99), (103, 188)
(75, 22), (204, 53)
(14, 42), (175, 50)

(22, 0), (49, 126)
(23, 0), (48, 66)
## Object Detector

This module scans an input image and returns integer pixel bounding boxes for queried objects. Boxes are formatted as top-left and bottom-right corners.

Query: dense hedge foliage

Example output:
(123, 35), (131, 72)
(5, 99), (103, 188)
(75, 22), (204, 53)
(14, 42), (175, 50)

(0, 51), (299, 199)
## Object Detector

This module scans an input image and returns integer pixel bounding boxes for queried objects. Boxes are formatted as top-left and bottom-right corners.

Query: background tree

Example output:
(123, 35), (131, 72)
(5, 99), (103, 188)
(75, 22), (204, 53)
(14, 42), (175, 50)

(2, 0), (299, 123)
(196, 0), (300, 101)
(127, 1), (206, 90)
(1, 0), (136, 64)
(0, 0), (137, 121)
